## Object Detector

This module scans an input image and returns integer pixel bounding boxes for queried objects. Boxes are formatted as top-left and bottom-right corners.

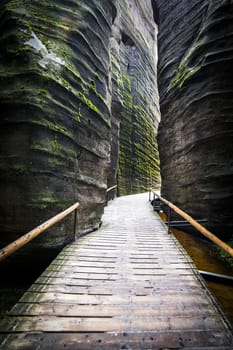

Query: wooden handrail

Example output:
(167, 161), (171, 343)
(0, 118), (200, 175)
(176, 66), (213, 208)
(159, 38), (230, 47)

(106, 185), (118, 193)
(149, 190), (233, 258)
(106, 185), (118, 204)
(0, 202), (80, 262)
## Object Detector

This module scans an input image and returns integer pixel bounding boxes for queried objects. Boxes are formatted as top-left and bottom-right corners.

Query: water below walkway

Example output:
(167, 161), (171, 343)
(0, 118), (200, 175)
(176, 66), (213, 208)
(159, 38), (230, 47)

(159, 215), (233, 326)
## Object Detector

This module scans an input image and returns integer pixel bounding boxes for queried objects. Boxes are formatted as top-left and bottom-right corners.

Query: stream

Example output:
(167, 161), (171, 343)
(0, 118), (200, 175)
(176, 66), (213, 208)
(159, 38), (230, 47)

(171, 225), (233, 327)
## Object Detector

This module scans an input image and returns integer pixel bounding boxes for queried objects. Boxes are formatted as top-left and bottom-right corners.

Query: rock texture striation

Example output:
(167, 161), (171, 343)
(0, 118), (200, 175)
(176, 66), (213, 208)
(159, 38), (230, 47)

(0, 0), (160, 260)
(157, 0), (233, 238)
(110, 0), (160, 195)
(0, 0), (116, 256)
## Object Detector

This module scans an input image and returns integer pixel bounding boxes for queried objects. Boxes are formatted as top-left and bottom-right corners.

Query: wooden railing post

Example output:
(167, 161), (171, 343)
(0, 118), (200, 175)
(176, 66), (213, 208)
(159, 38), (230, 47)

(73, 208), (78, 239)
(167, 206), (171, 234)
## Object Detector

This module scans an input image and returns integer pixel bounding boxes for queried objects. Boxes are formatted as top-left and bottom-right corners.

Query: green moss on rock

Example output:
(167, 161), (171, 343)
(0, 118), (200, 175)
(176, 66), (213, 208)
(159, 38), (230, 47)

(170, 37), (207, 89)
(0, 0), (116, 252)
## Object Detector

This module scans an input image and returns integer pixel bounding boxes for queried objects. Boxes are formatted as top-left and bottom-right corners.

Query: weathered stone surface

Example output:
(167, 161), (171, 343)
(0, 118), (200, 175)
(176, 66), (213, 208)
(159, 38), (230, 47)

(0, 0), (116, 254)
(0, 0), (160, 262)
(110, 0), (160, 195)
(157, 0), (233, 238)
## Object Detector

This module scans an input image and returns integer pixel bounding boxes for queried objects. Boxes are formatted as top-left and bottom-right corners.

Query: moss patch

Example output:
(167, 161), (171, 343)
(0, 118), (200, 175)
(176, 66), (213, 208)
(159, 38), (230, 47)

(117, 68), (160, 195)
(170, 37), (207, 89)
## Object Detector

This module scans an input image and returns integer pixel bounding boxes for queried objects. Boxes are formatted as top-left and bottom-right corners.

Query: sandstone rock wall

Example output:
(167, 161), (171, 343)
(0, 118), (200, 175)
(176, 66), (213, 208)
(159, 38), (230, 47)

(157, 0), (233, 237)
(0, 0), (160, 259)
(0, 0), (116, 254)
(110, 0), (160, 195)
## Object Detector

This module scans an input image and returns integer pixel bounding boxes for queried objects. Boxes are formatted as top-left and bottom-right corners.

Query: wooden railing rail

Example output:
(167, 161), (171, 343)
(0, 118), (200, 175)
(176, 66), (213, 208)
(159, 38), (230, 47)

(106, 185), (118, 202)
(0, 202), (80, 262)
(149, 189), (233, 258)
(106, 185), (118, 193)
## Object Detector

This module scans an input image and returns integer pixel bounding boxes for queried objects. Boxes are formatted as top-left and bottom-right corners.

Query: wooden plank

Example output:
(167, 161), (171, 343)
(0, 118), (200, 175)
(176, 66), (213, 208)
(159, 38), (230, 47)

(0, 315), (226, 333)
(51, 261), (116, 267)
(1, 330), (232, 350)
(10, 302), (218, 318)
(18, 291), (214, 307)
(33, 278), (203, 293)
(28, 284), (152, 295)
(50, 266), (117, 274)
(28, 283), (203, 295)
(40, 271), (118, 280)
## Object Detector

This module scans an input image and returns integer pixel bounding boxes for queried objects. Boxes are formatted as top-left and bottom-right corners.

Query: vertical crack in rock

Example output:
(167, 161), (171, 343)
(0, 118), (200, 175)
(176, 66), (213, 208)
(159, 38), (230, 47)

(110, 0), (160, 195)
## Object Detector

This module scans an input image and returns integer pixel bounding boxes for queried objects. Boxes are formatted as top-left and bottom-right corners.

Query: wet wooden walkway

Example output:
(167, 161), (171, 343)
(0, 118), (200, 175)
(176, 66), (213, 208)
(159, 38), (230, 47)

(0, 193), (232, 349)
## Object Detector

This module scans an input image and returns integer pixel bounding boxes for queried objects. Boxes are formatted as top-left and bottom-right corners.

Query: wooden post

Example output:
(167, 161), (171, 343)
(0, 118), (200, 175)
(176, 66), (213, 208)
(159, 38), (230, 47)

(73, 208), (78, 239)
(0, 202), (80, 262)
(167, 206), (171, 234)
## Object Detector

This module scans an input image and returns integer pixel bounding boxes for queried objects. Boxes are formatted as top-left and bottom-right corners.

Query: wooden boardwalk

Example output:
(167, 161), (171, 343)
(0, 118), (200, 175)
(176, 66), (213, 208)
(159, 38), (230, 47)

(0, 193), (232, 349)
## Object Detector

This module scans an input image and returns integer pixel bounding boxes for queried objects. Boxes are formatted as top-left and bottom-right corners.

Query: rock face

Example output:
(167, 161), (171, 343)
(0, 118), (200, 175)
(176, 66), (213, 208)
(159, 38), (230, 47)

(0, 0), (116, 256)
(110, 0), (160, 195)
(0, 0), (160, 260)
(157, 0), (233, 238)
